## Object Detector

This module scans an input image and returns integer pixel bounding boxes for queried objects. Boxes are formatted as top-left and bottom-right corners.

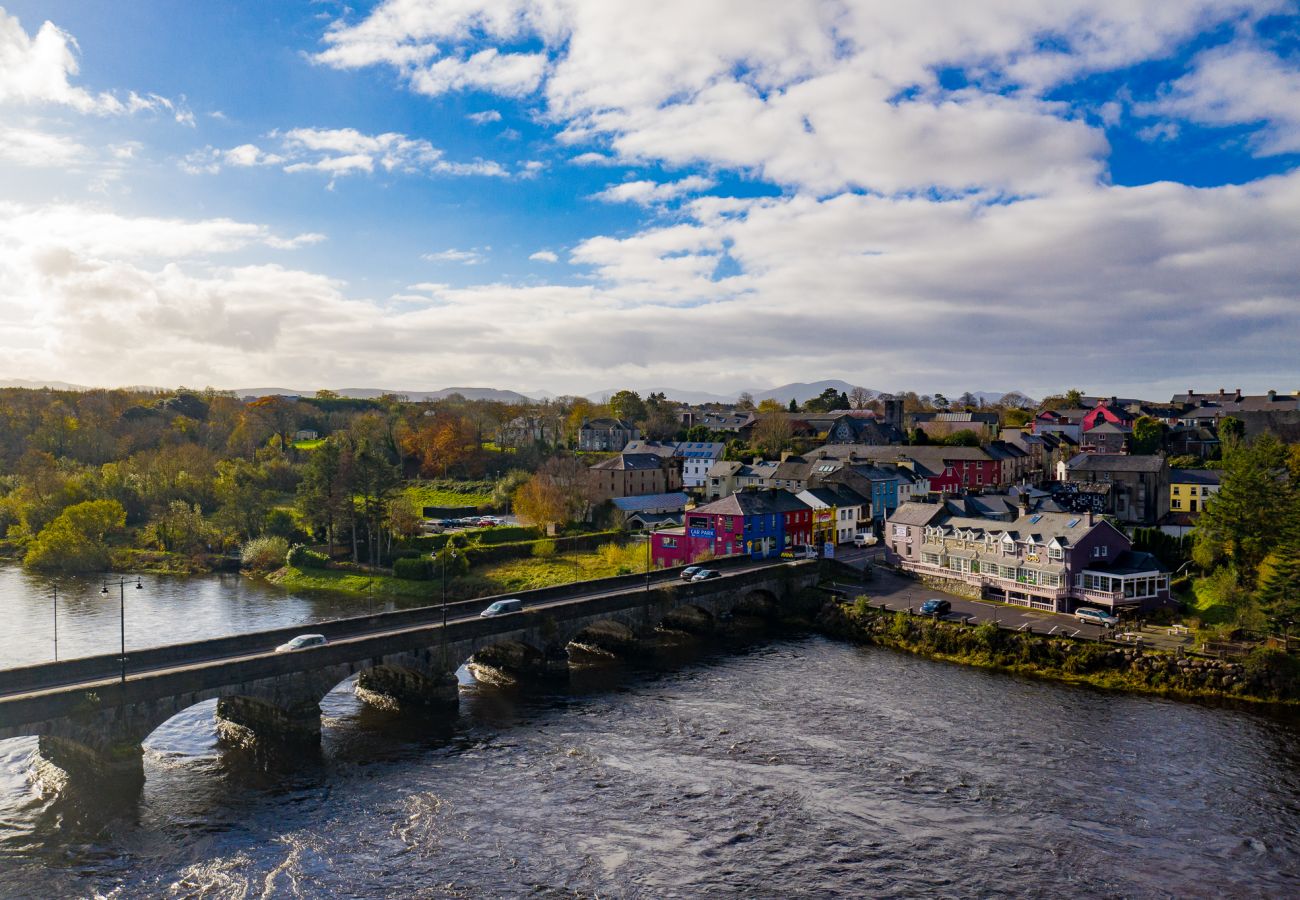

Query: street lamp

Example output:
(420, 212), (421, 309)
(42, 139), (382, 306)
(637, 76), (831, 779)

(441, 547), (458, 633)
(102, 577), (143, 684)
(52, 585), (58, 662)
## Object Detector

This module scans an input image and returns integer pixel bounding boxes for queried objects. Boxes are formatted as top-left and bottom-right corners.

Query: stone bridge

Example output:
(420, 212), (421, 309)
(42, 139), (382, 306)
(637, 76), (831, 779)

(0, 561), (820, 790)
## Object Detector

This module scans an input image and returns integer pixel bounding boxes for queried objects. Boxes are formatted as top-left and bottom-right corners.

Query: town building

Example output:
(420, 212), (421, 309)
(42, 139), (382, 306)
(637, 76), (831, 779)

(796, 485), (871, 545)
(623, 440), (725, 489)
(884, 502), (1171, 613)
(1061, 453), (1169, 525)
(650, 489), (814, 568)
(609, 492), (689, 531)
(585, 452), (682, 502)
(1168, 469), (1221, 517)
(578, 417), (640, 452)
(909, 411), (1001, 441)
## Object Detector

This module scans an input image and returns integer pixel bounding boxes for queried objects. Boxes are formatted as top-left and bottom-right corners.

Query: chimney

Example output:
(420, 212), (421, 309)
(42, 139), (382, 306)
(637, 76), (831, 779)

(1268, 389), (1277, 401)
(1087, 509), (1094, 526)
(1234, 388), (1242, 402)
(1218, 388), (1225, 399)
(1109, 395), (1117, 407)
(1018, 491), (1031, 514)
(1187, 389), (1194, 402)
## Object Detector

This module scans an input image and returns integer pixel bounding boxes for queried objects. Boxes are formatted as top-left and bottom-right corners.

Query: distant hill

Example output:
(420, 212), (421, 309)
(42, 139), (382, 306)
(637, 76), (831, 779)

(587, 386), (738, 405)
(750, 380), (882, 406)
(0, 378), (92, 391)
(235, 386), (537, 403)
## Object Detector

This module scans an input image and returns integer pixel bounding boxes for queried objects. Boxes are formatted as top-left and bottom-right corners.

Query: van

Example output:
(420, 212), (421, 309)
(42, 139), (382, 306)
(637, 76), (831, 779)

(480, 598), (523, 617)
(783, 545), (818, 559)
(1074, 607), (1119, 627)
(853, 533), (878, 547)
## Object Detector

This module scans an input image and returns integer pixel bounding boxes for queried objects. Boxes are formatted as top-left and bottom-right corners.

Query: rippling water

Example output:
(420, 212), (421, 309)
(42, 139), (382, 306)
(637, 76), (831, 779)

(3, 630), (1299, 898)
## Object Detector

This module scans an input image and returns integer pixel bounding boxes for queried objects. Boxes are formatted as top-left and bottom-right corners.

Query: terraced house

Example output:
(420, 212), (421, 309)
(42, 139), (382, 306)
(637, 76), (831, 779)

(884, 503), (1171, 614)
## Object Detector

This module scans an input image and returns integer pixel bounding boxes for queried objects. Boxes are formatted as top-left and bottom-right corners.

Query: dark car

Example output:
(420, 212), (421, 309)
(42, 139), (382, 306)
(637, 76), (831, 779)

(920, 598), (951, 616)
(680, 566), (703, 580)
(690, 569), (722, 582)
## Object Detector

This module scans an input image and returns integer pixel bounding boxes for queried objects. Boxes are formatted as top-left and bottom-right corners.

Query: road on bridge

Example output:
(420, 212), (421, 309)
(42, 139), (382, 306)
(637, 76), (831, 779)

(0, 557), (792, 704)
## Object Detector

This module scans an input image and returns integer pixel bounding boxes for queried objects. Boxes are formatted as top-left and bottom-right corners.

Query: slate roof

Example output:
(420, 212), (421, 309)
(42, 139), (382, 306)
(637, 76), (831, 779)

(1083, 550), (1169, 575)
(1170, 468), (1222, 485)
(610, 492), (688, 512)
(1088, 421), (1132, 435)
(886, 502), (947, 527)
(1067, 453), (1166, 473)
(691, 489), (812, 517)
(589, 452), (663, 471)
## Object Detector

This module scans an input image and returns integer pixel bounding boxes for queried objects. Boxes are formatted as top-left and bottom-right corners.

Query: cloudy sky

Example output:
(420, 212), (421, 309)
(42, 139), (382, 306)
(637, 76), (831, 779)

(1, 1), (1298, 399)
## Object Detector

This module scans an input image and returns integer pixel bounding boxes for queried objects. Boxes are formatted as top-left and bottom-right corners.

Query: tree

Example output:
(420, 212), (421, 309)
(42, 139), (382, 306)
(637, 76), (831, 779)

(1194, 433), (1296, 586)
(608, 390), (646, 424)
(757, 398), (784, 414)
(957, 392), (977, 409)
(788, 397), (798, 412)
(214, 458), (274, 541)
(803, 387), (844, 413)
(295, 437), (349, 555)
(351, 440), (401, 566)
(24, 499), (126, 573)
(736, 392), (755, 410)
(1064, 389), (1084, 407)
(908, 427), (931, 445)
(752, 414), (793, 457)
(1256, 547), (1300, 635)
(1219, 416), (1245, 444)
(513, 457), (590, 527)
(932, 393), (950, 411)
(144, 500), (214, 554)
(848, 386), (872, 409)
(1131, 416), (1164, 455)
(998, 391), (1034, 409)
(943, 429), (980, 447)
(1003, 408), (1033, 428)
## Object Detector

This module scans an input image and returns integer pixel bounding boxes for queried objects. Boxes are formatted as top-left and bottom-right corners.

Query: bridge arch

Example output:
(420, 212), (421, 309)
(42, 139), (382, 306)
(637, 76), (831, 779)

(465, 638), (552, 685)
(569, 619), (639, 659)
(659, 603), (717, 635)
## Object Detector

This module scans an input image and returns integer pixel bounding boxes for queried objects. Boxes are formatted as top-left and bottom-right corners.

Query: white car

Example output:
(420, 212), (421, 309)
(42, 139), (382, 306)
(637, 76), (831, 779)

(480, 598), (523, 617)
(276, 634), (328, 652)
(1074, 607), (1120, 628)
(853, 533), (878, 547)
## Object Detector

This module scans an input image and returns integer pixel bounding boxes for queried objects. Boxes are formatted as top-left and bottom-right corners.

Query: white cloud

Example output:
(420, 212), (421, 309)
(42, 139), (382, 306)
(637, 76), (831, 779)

(0, 9), (186, 118)
(468, 109), (502, 124)
(529, 250), (559, 262)
(1141, 41), (1300, 155)
(314, 0), (1282, 195)
(422, 248), (487, 264)
(0, 127), (87, 166)
(182, 127), (508, 180)
(3, 174), (1299, 396)
(591, 175), (715, 205)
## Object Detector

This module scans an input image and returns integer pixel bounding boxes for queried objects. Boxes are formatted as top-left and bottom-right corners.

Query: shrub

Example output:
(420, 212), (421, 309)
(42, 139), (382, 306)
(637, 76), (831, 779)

(531, 539), (557, 558)
(286, 544), (330, 569)
(242, 535), (290, 571)
(265, 508), (301, 541)
(393, 557), (432, 580)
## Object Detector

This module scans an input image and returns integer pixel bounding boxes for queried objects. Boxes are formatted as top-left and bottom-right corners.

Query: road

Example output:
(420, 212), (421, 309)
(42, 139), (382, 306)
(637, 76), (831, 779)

(828, 545), (1114, 640)
(0, 557), (788, 700)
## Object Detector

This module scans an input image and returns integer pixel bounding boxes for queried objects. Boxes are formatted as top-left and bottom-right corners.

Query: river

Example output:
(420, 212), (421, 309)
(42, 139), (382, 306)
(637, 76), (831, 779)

(1, 567), (1299, 897)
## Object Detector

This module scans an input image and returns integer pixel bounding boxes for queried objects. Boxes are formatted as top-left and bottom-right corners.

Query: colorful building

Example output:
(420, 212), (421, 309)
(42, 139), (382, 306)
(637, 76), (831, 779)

(651, 489), (813, 568)
(1169, 468), (1221, 516)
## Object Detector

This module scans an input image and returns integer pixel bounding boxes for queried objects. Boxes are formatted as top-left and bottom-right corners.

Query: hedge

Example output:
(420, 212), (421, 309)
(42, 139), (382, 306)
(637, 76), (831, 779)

(393, 557), (432, 580)
(287, 544), (330, 569)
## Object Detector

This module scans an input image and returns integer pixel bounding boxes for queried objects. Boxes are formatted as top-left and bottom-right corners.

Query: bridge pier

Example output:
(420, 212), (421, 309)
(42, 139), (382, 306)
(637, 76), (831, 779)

(468, 640), (553, 684)
(215, 696), (322, 750)
(356, 665), (459, 712)
(35, 734), (145, 794)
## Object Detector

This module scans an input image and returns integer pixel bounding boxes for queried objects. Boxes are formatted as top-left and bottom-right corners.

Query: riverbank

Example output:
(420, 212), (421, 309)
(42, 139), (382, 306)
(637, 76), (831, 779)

(818, 596), (1300, 705)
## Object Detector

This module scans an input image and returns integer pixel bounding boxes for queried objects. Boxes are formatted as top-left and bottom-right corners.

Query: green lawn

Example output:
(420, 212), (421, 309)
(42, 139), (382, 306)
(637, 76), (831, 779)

(403, 482), (494, 510)
(292, 438), (326, 450)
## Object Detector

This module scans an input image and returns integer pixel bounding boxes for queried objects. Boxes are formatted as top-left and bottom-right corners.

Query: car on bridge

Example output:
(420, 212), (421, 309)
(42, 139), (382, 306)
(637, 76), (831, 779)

(275, 634), (328, 652)
(919, 598), (951, 617)
(680, 566), (704, 580)
(690, 569), (722, 582)
(480, 598), (524, 617)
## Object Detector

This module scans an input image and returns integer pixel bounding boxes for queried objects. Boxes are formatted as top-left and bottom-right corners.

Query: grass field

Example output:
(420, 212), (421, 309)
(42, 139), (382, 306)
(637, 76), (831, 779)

(292, 438), (326, 450)
(403, 481), (495, 510)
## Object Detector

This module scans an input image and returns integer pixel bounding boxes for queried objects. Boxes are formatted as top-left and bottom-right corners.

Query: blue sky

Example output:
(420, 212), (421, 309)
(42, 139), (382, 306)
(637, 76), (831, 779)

(1, 1), (1298, 399)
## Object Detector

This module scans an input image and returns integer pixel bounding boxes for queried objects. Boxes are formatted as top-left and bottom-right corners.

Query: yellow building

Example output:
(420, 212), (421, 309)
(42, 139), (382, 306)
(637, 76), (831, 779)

(1169, 468), (1221, 516)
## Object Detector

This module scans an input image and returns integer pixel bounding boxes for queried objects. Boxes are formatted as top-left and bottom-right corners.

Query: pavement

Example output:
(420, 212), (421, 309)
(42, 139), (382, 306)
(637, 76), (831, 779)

(826, 546), (1118, 641)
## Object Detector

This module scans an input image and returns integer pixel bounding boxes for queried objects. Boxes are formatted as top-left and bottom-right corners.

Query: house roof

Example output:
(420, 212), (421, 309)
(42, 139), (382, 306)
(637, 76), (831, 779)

(581, 417), (636, 430)
(797, 485), (869, 509)
(589, 452), (663, 471)
(1067, 453), (1166, 473)
(886, 501), (947, 527)
(1170, 468), (1222, 485)
(1083, 550), (1169, 575)
(1088, 421), (1132, 435)
(610, 491), (689, 512)
(691, 489), (811, 517)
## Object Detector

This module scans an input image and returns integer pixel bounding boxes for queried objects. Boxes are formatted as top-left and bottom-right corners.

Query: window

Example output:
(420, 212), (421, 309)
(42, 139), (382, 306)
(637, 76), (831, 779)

(922, 552), (941, 565)
(1172, 486), (1180, 495)
(1172, 499), (1182, 510)
(724, 516), (734, 531)
(662, 537), (677, 548)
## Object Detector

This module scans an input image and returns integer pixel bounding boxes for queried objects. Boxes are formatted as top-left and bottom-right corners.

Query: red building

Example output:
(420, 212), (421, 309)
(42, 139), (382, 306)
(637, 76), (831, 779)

(1082, 401), (1136, 432)
(651, 489), (813, 568)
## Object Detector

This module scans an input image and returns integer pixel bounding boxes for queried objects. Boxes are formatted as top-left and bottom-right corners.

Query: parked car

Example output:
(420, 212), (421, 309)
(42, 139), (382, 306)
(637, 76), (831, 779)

(680, 566), (703, 580)
(853, 533), (878, 547)
(480, 598), (524, 617)
(783, 544), (818, 559)
(275, 634), (328, 653)
(690, 569), (722, 582)
(1074, 607), (1119, 627)
(919, 598), (951, 616)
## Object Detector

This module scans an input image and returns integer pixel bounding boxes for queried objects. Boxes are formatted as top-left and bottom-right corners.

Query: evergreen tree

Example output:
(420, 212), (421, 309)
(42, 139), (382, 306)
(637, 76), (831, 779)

(1256, 548), (1300, 635)
(788, 397), (798, 412)
(1195, 433), (1296, 586)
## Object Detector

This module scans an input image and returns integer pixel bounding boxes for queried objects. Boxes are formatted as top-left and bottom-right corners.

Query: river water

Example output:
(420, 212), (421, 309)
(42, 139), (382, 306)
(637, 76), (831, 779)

(1, 567), (1299, 897)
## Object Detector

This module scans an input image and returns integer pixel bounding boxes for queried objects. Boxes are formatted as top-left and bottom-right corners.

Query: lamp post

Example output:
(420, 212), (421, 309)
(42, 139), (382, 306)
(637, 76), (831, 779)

(441, 548), (457, 632)
(52, 585), (58, 662)
(102, 577), (143, 684)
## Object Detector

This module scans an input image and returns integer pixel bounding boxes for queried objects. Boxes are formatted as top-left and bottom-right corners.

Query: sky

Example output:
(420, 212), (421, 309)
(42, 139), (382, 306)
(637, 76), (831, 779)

(0, 0), (1298, 401)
